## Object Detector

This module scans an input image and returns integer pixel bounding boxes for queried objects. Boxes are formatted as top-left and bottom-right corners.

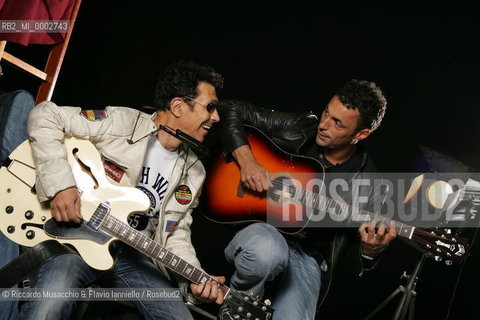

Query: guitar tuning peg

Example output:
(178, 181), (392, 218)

(264, 299), (271, 306)
(445, 260), (453, 266)
(434, 255), (443, 262)
(444, 228), (452, 234)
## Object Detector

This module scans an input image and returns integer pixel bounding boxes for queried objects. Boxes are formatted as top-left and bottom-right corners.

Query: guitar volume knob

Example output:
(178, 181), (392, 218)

(26, 230), (35, 239)
(7, 225), (15, 233)
(5, 205), (13, 214)
(25, 210), (34, 220)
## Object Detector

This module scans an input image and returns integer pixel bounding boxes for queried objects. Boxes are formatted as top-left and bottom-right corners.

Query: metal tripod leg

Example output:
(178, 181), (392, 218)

(364, 253), (428, 320)
(365, 286), (405, 320)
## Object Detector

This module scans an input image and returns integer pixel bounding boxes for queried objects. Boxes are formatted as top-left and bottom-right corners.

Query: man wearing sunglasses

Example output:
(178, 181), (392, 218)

(16, 61), (225, 319)
(216, 80), (396, 320)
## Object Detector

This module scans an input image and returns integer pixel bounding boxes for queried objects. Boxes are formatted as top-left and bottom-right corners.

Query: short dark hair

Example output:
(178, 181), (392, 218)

(154, 61), (224, 111)
(336, 79), (387, 132)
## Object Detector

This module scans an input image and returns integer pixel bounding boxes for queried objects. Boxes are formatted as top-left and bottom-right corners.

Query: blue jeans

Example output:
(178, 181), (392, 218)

(17, 245), (193, 320)
(0, 90), (34, 320)
(225, 223), (321, 320)
(0, 90), (34, 161)
(0, 233), (21, 320)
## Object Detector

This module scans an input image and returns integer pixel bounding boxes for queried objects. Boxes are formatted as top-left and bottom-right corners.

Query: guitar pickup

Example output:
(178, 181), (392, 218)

(87, 201), (111, 230)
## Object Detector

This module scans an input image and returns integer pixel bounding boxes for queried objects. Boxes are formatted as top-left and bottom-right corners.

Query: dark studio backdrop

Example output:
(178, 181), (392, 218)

(1, 2), (480, 319)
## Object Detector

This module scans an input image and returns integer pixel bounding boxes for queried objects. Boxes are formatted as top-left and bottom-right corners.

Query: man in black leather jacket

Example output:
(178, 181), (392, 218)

(216, 80), (396, 320)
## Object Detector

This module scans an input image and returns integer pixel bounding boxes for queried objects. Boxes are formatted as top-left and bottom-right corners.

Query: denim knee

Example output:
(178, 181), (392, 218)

(226, 223), (289, 280)
(35, 253), (92, 288)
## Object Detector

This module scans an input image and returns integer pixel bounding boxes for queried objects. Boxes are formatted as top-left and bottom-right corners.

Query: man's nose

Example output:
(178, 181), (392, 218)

(319, 118), (330, 130)
(211, 109), (220, 123)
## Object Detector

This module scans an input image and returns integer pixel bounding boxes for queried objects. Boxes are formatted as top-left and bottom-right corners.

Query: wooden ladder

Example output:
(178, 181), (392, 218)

(0, 0), (82, 103)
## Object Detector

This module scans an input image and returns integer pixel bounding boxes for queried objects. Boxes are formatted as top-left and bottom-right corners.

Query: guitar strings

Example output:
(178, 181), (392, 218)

(270, 179), (391, 225)
(270, 179), (468, 262)
(78, 200), (223, 286)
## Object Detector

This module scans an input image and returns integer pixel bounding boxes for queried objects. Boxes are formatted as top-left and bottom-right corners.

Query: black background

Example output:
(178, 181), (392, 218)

(2, 2), (480, 319)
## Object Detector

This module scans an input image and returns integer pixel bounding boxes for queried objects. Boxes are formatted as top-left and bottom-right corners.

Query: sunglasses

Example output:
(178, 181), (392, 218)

(182, 96), (217, 113)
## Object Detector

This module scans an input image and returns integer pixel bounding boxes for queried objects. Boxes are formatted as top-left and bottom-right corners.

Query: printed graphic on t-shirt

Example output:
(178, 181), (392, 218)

(127, 212), (149, 231)
(129, 166), (170, 232)
(127, 136), (179, 237)
(138, 166), (169, 203)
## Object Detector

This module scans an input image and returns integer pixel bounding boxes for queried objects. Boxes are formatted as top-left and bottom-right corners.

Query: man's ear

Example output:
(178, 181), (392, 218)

(354, 128), (371, 142)
(169, 97), (183, 118)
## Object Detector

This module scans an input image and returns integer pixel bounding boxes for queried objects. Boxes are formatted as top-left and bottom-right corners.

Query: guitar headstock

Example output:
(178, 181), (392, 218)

(412, 228), (470, 264)
(223, 289), (274, 320)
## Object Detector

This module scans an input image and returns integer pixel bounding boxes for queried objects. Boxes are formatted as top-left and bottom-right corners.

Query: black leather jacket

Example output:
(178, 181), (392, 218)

(217, 99), (384, 312)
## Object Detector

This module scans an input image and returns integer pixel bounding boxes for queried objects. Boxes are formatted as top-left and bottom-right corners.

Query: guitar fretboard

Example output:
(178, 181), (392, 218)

(275, 182), (415, 239)
(100, 214), (211, 285)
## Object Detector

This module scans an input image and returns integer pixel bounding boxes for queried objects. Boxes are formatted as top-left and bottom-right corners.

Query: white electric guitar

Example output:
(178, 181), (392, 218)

(0, 137), (273, 320)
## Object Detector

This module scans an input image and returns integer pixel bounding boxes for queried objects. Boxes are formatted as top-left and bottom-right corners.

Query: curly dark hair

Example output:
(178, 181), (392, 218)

(154, 61), (224, 111)
(336, 80), (387, 132)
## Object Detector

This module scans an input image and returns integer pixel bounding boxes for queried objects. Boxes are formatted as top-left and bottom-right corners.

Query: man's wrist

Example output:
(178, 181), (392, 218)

(360, 246), (377, 260)
(233, 145), (256, 167)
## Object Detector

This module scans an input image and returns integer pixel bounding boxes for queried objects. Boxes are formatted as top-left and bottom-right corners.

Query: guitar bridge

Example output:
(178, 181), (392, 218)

(87, 202), (111, 230)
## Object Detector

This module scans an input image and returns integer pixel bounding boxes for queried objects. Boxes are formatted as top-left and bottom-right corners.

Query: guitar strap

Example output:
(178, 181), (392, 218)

(0, 240), (77, 288)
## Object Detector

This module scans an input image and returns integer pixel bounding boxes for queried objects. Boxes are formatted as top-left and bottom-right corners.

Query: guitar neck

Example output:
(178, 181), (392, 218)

(100, 214), (212, 285)
(290, 186), (416, 240)
(360, 211), (416, 240)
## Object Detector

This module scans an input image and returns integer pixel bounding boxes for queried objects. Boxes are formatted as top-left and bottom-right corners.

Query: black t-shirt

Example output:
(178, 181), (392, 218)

(301, 137), (365, 174)
(290, 137), (366, 258)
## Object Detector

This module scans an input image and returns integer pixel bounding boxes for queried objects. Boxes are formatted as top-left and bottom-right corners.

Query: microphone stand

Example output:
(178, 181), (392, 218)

(364, 253), (429, 320)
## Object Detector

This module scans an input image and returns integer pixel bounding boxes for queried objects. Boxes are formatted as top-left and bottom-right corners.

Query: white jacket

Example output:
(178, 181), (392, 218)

(27, 101), (206, 301)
